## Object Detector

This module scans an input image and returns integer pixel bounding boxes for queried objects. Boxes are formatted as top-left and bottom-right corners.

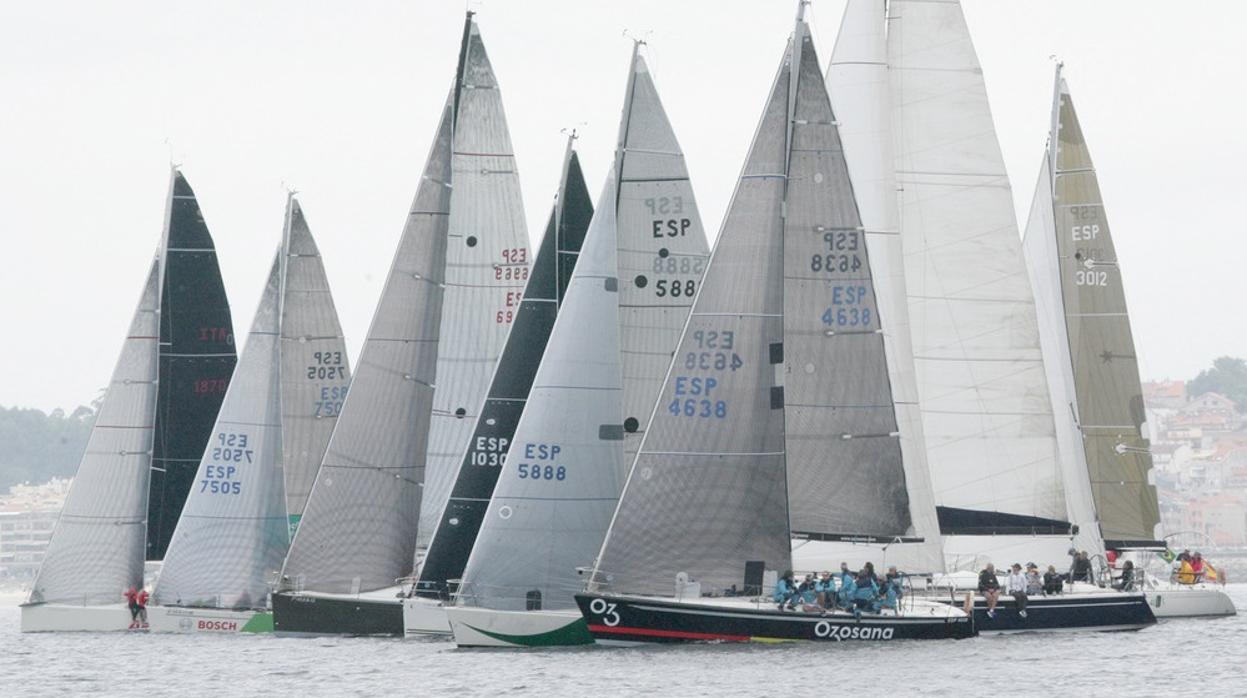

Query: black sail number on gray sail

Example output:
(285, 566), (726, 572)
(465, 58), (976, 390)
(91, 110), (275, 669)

(415, 144), (592, 597)
(1051, 83), (1160, 547)
(147, 172), (238, 561)
(30, 262), (161, 605)
(782, 24), (910, 541)
(592, 35), (795, 598)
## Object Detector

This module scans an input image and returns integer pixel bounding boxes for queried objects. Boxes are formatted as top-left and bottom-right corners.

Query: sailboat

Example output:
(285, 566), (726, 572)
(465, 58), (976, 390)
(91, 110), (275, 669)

(402, 135), (594, 636)
(145, 194), (350, 634)
(445, 42), (712, 648)
(271, 12), (530, 637)
(574, 6), (972, 645)
(22, 168), (237, 632)
(1023, 65), (1235, 620)
(885, 0), (1153, 632)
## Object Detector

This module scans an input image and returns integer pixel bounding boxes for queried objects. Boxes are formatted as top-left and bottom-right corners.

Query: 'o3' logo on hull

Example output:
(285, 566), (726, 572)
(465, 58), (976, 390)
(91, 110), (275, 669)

(587, 598), (621, 627)
(813, 621), (894, 641)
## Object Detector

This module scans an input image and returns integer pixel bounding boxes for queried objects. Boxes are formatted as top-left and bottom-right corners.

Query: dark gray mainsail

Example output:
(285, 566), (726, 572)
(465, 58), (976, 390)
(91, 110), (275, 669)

(593, 13), (910, 597)
(1024, 68), (1161, 550)
(280, 14), (528, 595)
(414, 139), (593, 598)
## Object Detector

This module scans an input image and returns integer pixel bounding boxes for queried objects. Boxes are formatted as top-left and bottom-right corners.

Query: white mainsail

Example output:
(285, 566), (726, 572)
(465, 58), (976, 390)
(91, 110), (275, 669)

(889, 0), (1071, 564)
(458, 46), (710, 611)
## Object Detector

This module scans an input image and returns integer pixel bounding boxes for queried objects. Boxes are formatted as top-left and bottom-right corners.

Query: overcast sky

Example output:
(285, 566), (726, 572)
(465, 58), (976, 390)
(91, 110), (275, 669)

(2, 1), (1243, 412)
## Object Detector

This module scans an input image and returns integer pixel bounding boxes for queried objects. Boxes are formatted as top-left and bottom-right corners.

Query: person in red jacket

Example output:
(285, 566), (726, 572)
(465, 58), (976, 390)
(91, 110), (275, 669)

(135, 588), (150, 625)
(124, 586), (140, 622)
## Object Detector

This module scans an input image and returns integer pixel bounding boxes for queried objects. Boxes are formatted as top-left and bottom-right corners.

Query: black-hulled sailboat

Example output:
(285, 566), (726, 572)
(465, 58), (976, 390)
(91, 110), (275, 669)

(575, 6), (973, 645)
(272, 12), (530, 637)
(22, 168), (236, 632)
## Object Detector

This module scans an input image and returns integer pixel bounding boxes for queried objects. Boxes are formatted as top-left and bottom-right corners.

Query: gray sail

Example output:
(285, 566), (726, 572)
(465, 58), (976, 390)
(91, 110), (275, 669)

(281, 101), (454, 594)
(459, 174), (624, 611)
(154, 255), (287, 608)
(1036, 74), (1160, 548)
(889, 0), (1069, 534)
(416, 16), (531, 551)
(29, 262), (161, 605)
(279, 198), (351, 536)
(592, 34), (796, 597)
(616, 49), (712, 463)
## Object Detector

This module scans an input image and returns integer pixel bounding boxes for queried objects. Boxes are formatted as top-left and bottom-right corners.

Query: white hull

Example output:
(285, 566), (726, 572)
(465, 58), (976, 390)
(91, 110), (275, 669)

(145, 605), (273, 633)
(446, 606), (591, 648)
(1147, 585), (1237, 618)
(403, 596), (451, 636)
(21, 603), (147, 633)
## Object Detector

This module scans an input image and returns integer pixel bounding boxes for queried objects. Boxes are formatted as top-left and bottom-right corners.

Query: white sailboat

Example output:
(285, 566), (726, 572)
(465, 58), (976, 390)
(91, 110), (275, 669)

(146, 195), (350, 634)
(22, 169), (237, 632)
(1023, 64), (1235, 620)
(575, 5), (971, 646)
(271, 12), (530, 637)
(402, 136), (595, 636)
(446, 42), (711, 648)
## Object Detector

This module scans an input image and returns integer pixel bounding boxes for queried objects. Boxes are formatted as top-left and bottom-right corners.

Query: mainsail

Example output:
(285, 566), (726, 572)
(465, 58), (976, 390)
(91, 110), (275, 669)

(281, 14), (528, 594)
(459, 46), (710, 611)
(415, 139), (593, 598)
(1023, 68), (1161, 550)
(147, 172), (238, 560)
(593, 13), (911, 596)
(31, 168), (236, 603)
(154, 197), (350, 608)
(889, 0), (1070, 537)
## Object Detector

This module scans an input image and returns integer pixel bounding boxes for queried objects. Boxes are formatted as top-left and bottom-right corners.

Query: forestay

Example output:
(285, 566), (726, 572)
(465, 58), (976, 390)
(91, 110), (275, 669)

(415, 141), (592, 598)
(30, 263), (161, 605)
(889, 0), (1069, 534)
(1025, 71), (1160, 549)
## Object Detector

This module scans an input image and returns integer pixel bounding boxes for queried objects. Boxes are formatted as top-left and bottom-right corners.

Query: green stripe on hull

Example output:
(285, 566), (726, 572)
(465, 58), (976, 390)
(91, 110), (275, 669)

(464, 618), (593, 647)
(241, 612), (274, 633)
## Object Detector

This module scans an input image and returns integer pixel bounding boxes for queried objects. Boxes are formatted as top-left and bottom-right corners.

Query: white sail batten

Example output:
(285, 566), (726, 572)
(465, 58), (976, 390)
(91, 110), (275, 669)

(154, 255), (287, 608)
(889, 0), (1068, 533)
(29, 262), (161, 605)
(417, 19), (531, 551)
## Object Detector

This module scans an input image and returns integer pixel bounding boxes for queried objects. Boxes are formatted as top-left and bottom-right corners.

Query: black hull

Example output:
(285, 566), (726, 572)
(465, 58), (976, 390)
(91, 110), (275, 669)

(271, 592), (403, 637)
(939, 591), (1156, 633)
(574, 594), (974, 644)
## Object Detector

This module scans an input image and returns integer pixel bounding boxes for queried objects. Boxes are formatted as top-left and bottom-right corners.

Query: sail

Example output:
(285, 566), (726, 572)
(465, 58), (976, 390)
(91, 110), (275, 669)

(459, 47), (711, 610)
(415, 142), (592, 597)
(279, 198), (352, 535)
(592, 34), (795, 598)
(147, 171), (238, 560)
(1030, 74), (1160, 548)
(809, 0), (942, 571)
(615, 48), (712, 462)
(30, 263), (161, 605)
(416, 16), (531, 551)
(888, 0), (1069, 534)
(459, 173), (624, 611)
(154, 254), (287, 608)
(281, 101), (453, 594)
(282, 15), (527, 594)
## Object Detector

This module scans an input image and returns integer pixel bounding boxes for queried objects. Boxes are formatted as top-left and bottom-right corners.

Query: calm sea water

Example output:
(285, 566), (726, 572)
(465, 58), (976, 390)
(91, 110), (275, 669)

(3, 586), (1244, 697)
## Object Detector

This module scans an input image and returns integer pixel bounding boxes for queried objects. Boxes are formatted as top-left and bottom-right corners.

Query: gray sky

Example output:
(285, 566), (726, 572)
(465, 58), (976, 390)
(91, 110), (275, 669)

(2, 1), (1243, 412)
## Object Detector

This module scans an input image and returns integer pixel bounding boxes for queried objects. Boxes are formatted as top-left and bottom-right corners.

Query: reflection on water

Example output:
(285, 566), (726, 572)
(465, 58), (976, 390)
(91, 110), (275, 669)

(2, 586), (1243, 697)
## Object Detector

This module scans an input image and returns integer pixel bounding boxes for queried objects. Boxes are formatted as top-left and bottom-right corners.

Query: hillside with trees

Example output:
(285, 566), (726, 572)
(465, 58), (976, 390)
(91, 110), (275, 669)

(0, 404), (95, 491)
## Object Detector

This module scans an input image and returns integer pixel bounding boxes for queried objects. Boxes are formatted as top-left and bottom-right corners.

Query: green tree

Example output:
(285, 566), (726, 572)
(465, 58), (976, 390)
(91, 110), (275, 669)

(0, 404), (95, 490)
(1187, 356), (1247, 411)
